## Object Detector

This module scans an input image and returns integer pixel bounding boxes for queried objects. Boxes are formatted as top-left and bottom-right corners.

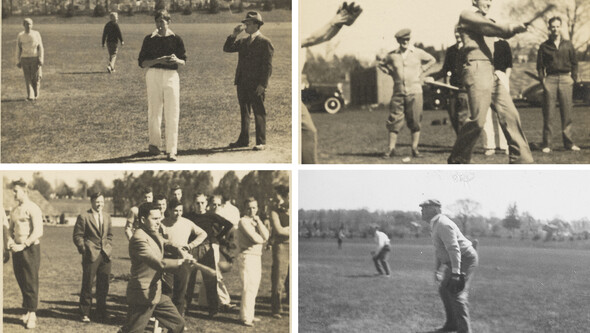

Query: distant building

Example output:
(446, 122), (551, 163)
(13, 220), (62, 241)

(3, 188), (61, 224)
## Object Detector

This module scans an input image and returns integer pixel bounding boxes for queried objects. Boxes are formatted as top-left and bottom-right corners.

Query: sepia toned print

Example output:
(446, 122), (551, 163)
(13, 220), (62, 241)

(300, 0), (590, 164)
(1, 3), (292, 163)
(3, 170), (290, 332)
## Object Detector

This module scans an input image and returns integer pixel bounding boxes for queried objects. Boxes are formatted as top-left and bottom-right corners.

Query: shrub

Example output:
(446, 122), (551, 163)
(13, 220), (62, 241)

(93, 4), (106, 17)
(262, 0), (273, 11)
(182, 5), (192, 15)
(127, 5), (134, 16)
(65, 4), (75, 17)
(209, 0), (220, 13)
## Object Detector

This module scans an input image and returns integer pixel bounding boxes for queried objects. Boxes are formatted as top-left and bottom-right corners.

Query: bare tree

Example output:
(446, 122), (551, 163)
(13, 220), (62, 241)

(502, 202), (521, 238)
(449, 199), (481, 235)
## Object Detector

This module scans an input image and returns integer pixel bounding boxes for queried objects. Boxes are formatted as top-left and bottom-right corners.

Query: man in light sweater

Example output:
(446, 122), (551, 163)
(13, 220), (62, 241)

(420, 199), (478, 333)
(161, 199), (207, 317)
(370, 225), (391, 277)
(235, 197), (269, 326)
(16, 18), (44, 101)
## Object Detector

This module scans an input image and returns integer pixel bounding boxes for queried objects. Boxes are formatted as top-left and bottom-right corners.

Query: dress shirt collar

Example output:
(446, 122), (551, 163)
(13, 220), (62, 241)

(429, 213), (442, 229)
(394, 44), (415, 54)
(151, 29), (176, 38)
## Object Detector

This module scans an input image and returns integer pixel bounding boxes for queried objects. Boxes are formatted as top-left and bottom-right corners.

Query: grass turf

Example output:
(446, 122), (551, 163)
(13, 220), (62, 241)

(310, 105), (590, 164)
(3, 226), (290, 332)
(299, 237), (590, 333)
(1, 20), (291, 163)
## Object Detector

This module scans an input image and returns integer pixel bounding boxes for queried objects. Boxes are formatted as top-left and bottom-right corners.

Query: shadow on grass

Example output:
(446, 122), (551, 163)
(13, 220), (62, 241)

(344, 274), (379, 278)
(59, 71), (109, 75)
(81, 146), (251, 163)
(1, 97), (29, 103)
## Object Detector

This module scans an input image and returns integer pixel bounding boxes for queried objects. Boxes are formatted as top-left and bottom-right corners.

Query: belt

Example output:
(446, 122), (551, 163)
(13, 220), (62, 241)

(547, 72), (571, 76)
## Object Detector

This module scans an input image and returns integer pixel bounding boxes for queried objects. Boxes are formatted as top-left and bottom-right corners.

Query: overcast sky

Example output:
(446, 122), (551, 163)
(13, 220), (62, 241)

(300, 0), (560, 61)
(299, 170), (590, 221)
(2, 170), (250, 189)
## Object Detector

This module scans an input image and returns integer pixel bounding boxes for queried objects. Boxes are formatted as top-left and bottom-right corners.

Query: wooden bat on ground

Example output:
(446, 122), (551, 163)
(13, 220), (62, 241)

(524, 4), (556, 26)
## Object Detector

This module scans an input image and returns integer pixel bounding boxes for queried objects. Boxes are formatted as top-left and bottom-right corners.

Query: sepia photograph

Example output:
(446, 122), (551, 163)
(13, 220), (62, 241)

(2, 170), (290, 332)
(1, 1), (292, 163)
(300, 0), (590, 164)
(299, 169), (590, 332)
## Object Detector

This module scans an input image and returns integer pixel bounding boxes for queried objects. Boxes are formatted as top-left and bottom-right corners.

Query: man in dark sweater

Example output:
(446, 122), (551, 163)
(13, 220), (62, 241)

(102, 12), (124, 73)
(184, 193), (233, 317)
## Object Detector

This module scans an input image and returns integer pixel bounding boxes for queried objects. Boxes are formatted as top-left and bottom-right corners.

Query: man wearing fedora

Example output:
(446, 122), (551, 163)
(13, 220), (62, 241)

(378, 29), (436, 159)
(223, 11), (274, 151)
(420, 199), (478, 333)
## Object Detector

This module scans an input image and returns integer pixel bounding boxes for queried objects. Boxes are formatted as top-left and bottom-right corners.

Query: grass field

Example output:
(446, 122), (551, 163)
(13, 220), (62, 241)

(1, 19), (291, 163)
(3, 226), (290, 332)
(310, 105), (590, 163)
(299, 237), (590, 333)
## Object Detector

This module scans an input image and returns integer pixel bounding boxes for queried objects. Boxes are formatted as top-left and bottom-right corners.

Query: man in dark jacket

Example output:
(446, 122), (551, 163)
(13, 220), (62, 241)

(73, 191), (113, 323)
(223, 11), (274, 151)
(102, 12), (124, 73)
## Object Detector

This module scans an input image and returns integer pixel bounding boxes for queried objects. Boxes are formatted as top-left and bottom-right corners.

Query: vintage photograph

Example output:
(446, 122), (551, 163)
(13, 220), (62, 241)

(1, 1), (292, 163)
(300, 0), (590, 164)
(2, 170), (290, 332)
(299, 170), (590, 332)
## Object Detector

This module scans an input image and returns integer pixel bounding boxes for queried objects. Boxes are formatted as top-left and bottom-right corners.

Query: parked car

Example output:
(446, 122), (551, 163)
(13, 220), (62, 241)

(521, 81), (590, 106)
(301, 83), (345, 114)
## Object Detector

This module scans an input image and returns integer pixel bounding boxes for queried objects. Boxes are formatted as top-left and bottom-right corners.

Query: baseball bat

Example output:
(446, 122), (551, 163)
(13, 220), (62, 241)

(524, 70), (541, 82)
(524, 4), (556, 26)
(424, 80), (462, 91)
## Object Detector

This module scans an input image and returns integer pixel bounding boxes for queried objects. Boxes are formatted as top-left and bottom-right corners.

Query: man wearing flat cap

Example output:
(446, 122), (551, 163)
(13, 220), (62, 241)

(224, 11), (274, 151)
(5, 179), (43, 329)
(378, 29), (436, 159)
(16, 18), (44, 101)
(420, 199), (478, 333)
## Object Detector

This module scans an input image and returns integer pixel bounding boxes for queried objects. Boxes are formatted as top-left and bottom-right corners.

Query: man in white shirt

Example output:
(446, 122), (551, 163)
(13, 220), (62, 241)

(16, 18), (44, 101)
(420, 199), (478, 333)
(370, 225), (391, 277)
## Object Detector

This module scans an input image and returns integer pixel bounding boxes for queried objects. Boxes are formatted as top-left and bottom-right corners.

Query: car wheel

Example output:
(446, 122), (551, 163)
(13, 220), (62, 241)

(324, 97), (342, 114)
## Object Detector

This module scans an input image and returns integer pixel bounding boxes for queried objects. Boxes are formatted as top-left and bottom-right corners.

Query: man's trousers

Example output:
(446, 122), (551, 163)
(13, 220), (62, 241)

(439, 246), (478, 333)
(238, 252), (262, 323)
(373, 244), (391, 275)
(121, 294), (185, 333)
(271, 242), (289, 315)
(13, 243), (41, 311)
(448, 60), (533, 164)
(185, 244), (218, 315)
(21, 57), (41, 99)
(542, 73), (575, 149)
(107, 42), (119, 70)
(146, 68), (180, 155)
(301, 105), (318, 163)
(80, 252), (111, 317)
(236, 84), (266, 145)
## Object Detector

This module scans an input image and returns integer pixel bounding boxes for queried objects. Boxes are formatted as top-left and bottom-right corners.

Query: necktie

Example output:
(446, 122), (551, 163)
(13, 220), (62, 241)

(98, 212), (103, 234)
(247, 35), (254, 45)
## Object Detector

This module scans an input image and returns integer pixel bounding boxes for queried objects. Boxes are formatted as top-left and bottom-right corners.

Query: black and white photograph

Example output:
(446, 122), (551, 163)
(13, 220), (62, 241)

(300, 0), (590, 164)
(299, 169), (590, 332)
(2, 170), (290, 332)
(1, 1), (292, 163)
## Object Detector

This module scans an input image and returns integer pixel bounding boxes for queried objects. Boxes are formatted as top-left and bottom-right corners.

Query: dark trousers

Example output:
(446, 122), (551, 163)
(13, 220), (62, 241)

(271, 242), (289, 315)
(162, 266), (190, 315)
(122, 294), (185, 333)
(449, 61), (533, 164)
(373, 245), (391, 275)
(542, 74), (575, 149)
(301, 104), (318, 163)
(185, 244), (218, 315)
(236, 84), (266, 145)
(447, 91), (471, 135)
(13, 243), (41, 311)
(80, 252), (111, 317)
(439, 247), (478, 333)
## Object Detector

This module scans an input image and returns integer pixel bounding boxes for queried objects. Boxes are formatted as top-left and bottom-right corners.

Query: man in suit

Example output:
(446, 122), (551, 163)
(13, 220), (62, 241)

(223, 11), (274, 151)
(119, 202), (196, 333)
(73, 191), (113, 323)
(420, 199), (478, 333)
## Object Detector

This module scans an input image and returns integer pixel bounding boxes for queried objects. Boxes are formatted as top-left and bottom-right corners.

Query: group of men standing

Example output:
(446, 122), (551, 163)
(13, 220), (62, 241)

(3, 180), (290, 332)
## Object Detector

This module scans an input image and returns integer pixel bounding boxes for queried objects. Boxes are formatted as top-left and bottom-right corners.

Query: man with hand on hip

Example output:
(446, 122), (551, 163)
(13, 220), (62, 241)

(73, 191), (113, 323)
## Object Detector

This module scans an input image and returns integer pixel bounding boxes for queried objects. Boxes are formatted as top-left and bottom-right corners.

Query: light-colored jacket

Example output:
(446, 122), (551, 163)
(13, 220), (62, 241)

(126, 228), (182, 305)
(236, 215), (269, 255)
(430, 214), (472, 272)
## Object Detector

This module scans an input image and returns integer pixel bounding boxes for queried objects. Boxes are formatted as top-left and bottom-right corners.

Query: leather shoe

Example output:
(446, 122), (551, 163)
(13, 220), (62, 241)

(382, 149), (395, 159)
(148, 144), (161, 156)
(167, 153), (177, 162)
(81, 315), (91, 323)
(412, 149), (421, 158)
(253, 144), (266, 151)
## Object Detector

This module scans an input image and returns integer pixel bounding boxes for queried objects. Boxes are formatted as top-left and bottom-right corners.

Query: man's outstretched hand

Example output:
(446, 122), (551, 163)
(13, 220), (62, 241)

(334, 2), (363, 27)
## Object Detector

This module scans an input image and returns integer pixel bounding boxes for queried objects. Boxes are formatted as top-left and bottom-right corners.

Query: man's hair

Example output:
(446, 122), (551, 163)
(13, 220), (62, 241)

(548, 16), (562, 26)
(171, 184), (182, 191)
(11, 178), (28, 188)
(169, 199), (183, 209)
(109, 12), (118, 19)
(154, 194), (167, 202)
(154, 9), (171, 22)
(209, 194), (223, 204)
(138, 202), (160, 220)
(142, 186), (153, 195)
(245, 196), (258, 206)
(90, 191), (104, 201)
(195, 192), (208, 201)
(274, 185), (289, 199)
